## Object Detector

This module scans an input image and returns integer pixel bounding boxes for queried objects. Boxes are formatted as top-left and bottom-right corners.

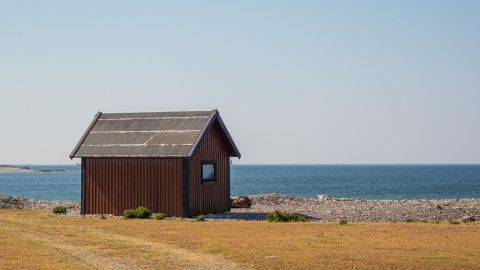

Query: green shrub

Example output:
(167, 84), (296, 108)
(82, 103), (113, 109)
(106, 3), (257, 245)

(52, 206), (67, 214)
(266, 211), (308, 222)
(123, 209), (135, 219)
(134, 206), (151, 219)
(448, 219), (460, 225)
(155, 213), (168, 220)
(195, 214), (206, 222)
(99, 214), (106, 219)
(405, 218), (415, 223)
(461, 216), (476, 223)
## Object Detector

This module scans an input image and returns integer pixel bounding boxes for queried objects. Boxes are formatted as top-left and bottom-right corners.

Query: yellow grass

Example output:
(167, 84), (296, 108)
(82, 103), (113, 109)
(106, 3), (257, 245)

(0, 209), (479, 269)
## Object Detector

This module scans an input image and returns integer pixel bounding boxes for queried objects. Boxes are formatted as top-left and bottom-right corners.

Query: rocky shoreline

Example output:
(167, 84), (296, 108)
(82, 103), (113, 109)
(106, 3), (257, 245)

(0, 195), (78, 210)
(1, 193), (479, 222)
(211, 194), (480, 222)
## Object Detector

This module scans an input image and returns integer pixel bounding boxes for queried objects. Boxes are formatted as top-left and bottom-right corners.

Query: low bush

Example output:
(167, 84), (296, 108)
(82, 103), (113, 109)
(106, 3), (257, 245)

(155, 213), (168, 220)
(195, 214), (206, 222)
(448, 219), (460, 225)
(338, 219), (348, 225)
(134, 207), (151, 219)
(461, 216), (476, 223)
(52, 206), (67, 214)
(123, 209), (135, 219)
(266, 211), (308, 222)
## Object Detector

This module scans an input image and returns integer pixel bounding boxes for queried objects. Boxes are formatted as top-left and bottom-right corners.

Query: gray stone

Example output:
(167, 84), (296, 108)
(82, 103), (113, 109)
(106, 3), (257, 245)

(315, 195), (333, 201)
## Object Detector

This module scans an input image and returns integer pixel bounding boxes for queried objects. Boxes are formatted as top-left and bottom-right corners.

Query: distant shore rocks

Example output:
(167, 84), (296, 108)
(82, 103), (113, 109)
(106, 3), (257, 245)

(0, 165), (35, 173)
(0, 165), (66, 173)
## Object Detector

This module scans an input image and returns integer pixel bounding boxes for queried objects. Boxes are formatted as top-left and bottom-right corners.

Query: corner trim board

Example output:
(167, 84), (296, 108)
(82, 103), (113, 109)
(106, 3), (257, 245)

(227, 158), (231, 211)
(182, 158), (190, 217)
(81, 158), (86, 215)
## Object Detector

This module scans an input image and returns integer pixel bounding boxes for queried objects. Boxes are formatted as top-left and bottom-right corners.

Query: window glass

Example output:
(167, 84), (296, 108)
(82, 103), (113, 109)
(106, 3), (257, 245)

(202, 163), (215, 181)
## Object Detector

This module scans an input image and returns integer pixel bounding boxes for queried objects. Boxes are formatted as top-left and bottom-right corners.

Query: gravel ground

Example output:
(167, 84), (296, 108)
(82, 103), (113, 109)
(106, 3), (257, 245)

(2, 194), (479, 222)
(0, 195), (78, 210)
(206, 193), (480, 222)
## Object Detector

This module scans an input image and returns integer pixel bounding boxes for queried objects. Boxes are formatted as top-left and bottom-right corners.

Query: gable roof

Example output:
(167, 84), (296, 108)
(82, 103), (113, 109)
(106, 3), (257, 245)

(70, 110), (241, 159)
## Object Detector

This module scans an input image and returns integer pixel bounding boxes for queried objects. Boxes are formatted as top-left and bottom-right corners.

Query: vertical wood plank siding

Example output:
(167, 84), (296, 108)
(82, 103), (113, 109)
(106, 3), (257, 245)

(189, 121), (231, 216)
(84, 157), (183, 216)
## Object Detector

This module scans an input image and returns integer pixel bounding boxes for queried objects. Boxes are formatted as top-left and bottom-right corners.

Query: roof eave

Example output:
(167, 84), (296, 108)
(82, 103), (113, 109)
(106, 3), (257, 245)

(187, 110), (217, 157)
(187, 110), (241, 159)
(215, 113), (241, 158)
(69, 112), (102, 159)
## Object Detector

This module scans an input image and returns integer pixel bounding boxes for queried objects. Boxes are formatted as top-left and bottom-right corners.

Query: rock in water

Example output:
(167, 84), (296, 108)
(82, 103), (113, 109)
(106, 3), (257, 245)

(231, 196), (252, 208)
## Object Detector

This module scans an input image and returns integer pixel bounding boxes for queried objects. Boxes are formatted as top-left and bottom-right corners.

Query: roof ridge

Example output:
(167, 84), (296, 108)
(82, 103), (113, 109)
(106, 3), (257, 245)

(101, 109), (215, 114)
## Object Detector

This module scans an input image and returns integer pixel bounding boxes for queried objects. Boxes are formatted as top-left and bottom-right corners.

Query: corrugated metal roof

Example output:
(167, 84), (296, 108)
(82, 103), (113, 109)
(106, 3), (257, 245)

(70, 110), (241, 158)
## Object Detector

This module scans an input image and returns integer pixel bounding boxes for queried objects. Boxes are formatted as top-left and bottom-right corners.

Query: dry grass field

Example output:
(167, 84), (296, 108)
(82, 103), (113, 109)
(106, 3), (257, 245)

(0, 209), (479, 269)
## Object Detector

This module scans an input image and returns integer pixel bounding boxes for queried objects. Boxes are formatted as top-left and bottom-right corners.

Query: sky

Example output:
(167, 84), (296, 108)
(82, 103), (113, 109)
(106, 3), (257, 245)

(0, 1), (479, 164)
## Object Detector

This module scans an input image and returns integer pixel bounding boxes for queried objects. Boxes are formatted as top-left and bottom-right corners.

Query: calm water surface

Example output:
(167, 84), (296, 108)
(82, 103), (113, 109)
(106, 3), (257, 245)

(0, 165), (479, 202)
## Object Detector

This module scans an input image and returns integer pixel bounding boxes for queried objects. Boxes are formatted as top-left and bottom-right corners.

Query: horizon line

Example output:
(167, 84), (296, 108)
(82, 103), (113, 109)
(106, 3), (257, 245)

(6, 163), (480, 166)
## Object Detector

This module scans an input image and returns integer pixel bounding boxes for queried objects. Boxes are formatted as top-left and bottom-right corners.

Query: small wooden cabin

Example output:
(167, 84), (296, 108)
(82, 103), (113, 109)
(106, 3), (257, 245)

(70, 110), (241, 217)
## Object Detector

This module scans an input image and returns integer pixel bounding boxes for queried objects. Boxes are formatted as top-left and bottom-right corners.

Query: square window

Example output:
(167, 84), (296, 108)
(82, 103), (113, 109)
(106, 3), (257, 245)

(201, 162), (216, 182)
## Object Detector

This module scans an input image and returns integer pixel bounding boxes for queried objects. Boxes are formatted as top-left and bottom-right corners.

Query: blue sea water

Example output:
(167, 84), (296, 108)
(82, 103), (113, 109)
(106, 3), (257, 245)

(0, 165), (479, 202)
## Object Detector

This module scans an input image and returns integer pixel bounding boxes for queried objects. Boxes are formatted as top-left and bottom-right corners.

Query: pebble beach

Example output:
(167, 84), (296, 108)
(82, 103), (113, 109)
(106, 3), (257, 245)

(208, 194), (480, 222)
(2, 194), (479, 222)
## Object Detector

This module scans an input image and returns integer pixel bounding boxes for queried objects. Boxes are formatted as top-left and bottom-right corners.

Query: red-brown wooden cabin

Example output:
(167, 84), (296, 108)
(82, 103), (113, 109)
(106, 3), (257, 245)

(70, 110), (241, 217)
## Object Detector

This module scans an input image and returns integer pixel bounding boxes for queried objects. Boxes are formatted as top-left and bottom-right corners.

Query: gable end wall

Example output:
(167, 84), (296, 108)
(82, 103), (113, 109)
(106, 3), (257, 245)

(188, 120), (231, 216)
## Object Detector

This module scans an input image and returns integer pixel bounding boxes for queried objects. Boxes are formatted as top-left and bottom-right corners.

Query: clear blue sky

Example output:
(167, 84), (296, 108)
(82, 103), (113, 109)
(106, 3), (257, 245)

(1, 1), (479, 164)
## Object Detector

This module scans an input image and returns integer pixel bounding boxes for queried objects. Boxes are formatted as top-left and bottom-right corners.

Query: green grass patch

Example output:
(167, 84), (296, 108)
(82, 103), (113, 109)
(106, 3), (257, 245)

(266, 211), (308, 222)
(52, 206), (67, 214)
(155, 213), (168, 220)
(195, 214), (206, 222)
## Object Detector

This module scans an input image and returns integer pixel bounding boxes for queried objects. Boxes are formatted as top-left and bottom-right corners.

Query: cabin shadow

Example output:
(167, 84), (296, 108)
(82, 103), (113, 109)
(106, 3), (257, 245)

(204, 212), (318, 221)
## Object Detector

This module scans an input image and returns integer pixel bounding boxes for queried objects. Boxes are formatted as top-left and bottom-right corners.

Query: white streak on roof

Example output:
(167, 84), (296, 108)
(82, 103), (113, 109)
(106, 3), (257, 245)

(144, 133), (157, 145)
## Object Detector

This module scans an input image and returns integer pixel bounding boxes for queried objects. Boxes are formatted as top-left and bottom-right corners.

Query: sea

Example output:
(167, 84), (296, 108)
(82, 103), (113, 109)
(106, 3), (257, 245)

(0, 165), (479, 202)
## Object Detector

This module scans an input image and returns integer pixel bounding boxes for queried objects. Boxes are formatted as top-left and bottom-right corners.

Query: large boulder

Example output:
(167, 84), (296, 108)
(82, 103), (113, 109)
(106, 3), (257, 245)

(231, 196), (252, 208)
